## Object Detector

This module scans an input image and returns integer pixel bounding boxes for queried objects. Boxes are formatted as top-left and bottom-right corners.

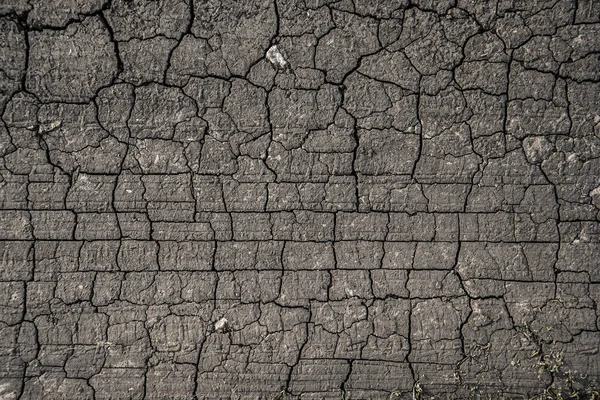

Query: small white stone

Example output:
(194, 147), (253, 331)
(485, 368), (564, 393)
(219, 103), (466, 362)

(266, 45), (288, 69)
(522, 136), (553, 164)
(215, 317), (229, 332)
(590, 186), (600, 209)
(38, 120), (62, 134)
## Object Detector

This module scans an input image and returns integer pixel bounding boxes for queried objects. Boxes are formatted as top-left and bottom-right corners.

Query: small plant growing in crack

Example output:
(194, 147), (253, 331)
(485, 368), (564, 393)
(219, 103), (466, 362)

(269, 389), (287, 400)
(536, 352), (564, 374)
(412, 381), (423, 400)
(515, 324), (600, 400)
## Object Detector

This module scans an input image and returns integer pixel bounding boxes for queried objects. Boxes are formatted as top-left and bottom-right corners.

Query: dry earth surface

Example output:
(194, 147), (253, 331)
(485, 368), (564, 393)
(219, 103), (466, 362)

(0, 0), (600, 399)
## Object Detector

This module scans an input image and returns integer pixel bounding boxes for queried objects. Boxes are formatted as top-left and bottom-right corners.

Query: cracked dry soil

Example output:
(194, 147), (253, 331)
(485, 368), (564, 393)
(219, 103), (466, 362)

(0, 0), (600, 399)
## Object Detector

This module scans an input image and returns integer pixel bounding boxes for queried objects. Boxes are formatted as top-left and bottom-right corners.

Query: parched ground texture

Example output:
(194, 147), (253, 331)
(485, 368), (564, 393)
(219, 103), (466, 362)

(0, 0), (599, 399)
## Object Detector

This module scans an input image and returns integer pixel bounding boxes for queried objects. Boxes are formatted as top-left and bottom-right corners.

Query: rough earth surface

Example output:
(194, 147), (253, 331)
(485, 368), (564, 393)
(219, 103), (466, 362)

(0, 0), (599, 399)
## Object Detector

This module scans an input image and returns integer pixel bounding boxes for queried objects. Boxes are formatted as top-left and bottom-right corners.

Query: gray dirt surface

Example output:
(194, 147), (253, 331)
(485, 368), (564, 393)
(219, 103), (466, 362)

(0, 0), (599, 399)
